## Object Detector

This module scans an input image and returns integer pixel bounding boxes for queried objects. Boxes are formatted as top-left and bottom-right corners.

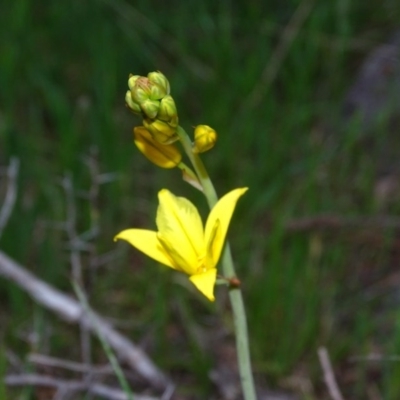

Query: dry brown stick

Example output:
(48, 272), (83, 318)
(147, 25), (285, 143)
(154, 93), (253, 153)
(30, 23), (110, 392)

(5, 373), (159, 400)
(0, 250), (171, 390)
(0, 157), (19, 240)
(61, 172), (93, 369)
(318, 346), (345, 400)
(28, 353), (115, 375)
(61, 173), (83, 285)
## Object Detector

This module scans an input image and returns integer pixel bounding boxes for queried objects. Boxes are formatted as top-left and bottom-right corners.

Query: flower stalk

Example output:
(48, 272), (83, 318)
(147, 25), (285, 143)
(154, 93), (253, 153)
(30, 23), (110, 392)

(121, 71), (256, 400)
(176, 125), (257, 400)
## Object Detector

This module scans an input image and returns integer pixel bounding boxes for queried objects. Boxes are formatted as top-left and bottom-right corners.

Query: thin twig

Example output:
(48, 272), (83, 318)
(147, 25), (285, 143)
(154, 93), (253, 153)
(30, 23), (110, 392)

(61, 173), (83, 285)
(318, 346), (345, 400)
(89, 250), (122, 270)
(61, 172), (92, 368)
(5, 374), (160, 400)
(28, 353), (115, 375)
(0, 157), (19, 240)
(160, 384), (175, 400)
(0, 250), (171, 390)
(82, 148), (101, 285)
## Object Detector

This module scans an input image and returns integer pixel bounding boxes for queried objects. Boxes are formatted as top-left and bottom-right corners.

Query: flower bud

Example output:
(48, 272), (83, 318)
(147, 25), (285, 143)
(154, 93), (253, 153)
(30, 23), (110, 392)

(192, 125), (217, 154)
(128, 74), (141, 91)
(134, 126), (182, 168)
(125, 90), (142, 114)
(140, 99), (160, 119)
(157, 95), (178, 126)
(148, 71), (170, 97)
(143, 118), (178, 144)
(131, 77), (153, 103)
(125, 72), (175, 120)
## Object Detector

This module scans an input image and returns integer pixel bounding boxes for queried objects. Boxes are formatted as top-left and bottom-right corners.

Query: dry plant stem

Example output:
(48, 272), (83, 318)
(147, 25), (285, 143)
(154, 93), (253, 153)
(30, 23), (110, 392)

(5, 374), (159, 400)
(0, 157), (19, 240)
(318, 346), (345, 400)
(0, 250), (170, 390)
(62, 173), (92, 367)
(177, 126), (257, 400)
(29, 353), (116, 375)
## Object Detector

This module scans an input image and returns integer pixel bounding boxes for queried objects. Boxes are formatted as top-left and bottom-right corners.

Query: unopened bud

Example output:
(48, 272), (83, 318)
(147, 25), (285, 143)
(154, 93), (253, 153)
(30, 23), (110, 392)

(148, 71), (170, 97)
(125, 91), (142, 114)
(125, 72), (176, 121)
(157, 95), (178, 126)
(192, 125), (217, 154)
(128, 74), (141, 91)
(140, 99), (160, 119)
(131, 77), (153, 103)
(134, 126), (182, 168)
(143, 118), (178, 144)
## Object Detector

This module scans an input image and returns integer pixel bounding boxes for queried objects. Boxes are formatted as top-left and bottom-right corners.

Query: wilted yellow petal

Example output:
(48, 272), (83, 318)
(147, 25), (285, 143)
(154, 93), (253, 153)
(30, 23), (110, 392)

(156, 190), (205, 274)
(189, 268), (217, 301)
(204, 188), (248, 267)
(134, 126), (182, 169)
(114, 229), (178, 270)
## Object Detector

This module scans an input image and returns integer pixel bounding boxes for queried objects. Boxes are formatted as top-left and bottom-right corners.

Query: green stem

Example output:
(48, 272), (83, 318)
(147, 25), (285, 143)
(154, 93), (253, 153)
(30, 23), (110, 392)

(177, 126), (218, 208)
(177, 126), (257, 400)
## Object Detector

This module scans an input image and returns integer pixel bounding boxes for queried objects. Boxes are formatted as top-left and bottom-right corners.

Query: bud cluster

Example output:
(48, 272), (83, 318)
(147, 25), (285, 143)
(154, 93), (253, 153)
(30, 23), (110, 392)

(126, 71), (218, 170)
(126, 71), (179, 144)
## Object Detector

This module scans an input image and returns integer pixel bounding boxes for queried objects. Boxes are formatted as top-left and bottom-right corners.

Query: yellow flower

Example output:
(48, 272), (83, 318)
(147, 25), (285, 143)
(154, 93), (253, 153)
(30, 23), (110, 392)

(115, 187), (248, 301)
(133, 126), (182, 168)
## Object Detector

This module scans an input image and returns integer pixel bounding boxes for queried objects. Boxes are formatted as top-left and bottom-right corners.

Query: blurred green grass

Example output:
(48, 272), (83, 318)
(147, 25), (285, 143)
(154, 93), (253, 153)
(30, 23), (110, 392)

(1, 0), (400, 398)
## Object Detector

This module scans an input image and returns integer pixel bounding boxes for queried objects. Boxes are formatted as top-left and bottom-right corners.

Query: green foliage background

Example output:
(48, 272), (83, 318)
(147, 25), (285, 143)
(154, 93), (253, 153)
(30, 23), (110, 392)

(1, 0), (400, 398)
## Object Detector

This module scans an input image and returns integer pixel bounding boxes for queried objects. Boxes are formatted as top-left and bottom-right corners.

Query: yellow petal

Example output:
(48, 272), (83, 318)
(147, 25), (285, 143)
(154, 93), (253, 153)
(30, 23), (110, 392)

(134, 126), (182, 169)
(204, 188), (248, 266)
(189, 268), (217, 301)
(114, 229), (178, 270)
(143, 118), (178, 144)
(204, 218), (220, 270)
(156, 190), (205, 274)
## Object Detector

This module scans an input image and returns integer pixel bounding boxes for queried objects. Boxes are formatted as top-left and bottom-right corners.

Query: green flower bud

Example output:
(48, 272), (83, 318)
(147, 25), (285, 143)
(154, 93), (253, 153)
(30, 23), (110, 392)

(157, 95), (178, 126)
(131, 77), (153, 103)
(125, 90), (142, 114)
(126, 72), (176, 120)
(140, 99), (160, 119)
(148, 71), (170, 96)
(128, 74), (141, 91)
(134, 126), (182, 168)
(143, 118), (178, 144)
(192, 125), (217, 154)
